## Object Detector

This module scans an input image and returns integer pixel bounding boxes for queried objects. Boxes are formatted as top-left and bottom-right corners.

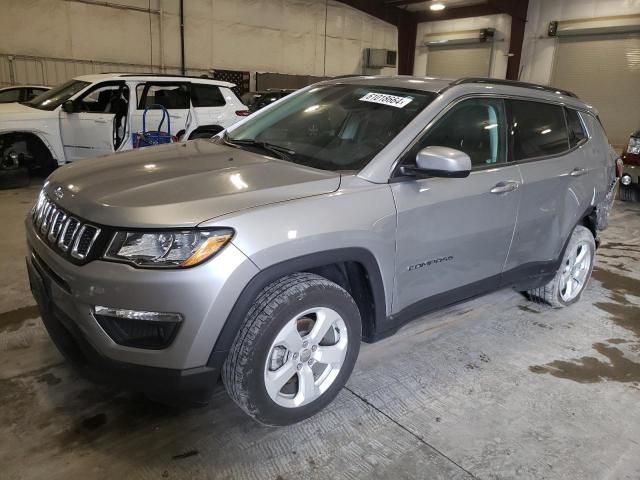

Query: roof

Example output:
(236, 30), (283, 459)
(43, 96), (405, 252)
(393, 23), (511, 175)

(71, 73), (235, 88)
(321, 75), (593, 112)
(322, 75), (452, 93)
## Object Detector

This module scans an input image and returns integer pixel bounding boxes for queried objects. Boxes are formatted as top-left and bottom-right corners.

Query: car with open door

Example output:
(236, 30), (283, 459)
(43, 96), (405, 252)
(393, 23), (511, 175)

(0, 73), (248, 188)
(27, 76), (617, 426)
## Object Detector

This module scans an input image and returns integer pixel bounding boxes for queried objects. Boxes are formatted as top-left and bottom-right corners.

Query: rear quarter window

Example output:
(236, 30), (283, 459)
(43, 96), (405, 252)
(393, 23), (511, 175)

(565, 108), (587, 148)
(510, 100), (569, 160)
(191, 84), (226, 107)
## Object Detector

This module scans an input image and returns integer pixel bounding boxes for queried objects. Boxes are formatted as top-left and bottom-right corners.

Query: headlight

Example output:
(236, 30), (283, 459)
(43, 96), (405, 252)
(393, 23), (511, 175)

(621, 174), (632, 186)
(104, 229), (234, 268)
(628, 137), (640, 155)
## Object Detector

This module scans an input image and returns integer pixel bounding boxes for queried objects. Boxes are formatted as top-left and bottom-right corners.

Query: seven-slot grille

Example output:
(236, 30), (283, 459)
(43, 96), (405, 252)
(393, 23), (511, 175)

(32, 193), (101, 261)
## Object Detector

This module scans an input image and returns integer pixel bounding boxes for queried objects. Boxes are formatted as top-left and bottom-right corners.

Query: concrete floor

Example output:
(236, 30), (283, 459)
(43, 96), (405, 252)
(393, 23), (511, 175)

(1, 183), (639, 480)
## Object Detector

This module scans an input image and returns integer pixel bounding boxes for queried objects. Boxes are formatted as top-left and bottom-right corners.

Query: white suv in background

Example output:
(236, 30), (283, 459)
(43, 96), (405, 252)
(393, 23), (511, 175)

(0, 73), (248, 186)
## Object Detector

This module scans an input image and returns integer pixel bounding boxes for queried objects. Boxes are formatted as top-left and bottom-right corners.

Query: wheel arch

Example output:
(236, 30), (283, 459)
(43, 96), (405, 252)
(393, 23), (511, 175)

(207, 247), (387, 369)
(188, 124), (224, 139)
(0, 130), (58, 169)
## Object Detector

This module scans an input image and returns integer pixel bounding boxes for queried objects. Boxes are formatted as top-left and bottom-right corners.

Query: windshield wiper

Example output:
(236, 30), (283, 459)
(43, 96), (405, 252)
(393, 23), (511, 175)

(224, 134), (296, 161)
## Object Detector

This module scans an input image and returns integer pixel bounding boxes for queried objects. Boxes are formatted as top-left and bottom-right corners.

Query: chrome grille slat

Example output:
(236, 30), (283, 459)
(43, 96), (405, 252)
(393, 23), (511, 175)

(40, 204), (56, 234)
(59, 218), (80, 252)
(71, 225), (101, 260)
(48, 211), (67, 243)
(32, 194), (100, 261)
(36, 201), (51, 229)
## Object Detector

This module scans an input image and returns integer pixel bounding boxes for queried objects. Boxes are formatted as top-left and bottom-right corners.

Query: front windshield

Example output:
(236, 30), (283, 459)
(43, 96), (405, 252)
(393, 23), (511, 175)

(226, 84), (435, 171)
(24, 79), (90, 111)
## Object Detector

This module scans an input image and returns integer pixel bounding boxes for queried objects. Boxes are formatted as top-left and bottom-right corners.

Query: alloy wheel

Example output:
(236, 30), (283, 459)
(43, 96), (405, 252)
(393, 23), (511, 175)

(559, 240), (592, 302)
(264, 307), (348, 408)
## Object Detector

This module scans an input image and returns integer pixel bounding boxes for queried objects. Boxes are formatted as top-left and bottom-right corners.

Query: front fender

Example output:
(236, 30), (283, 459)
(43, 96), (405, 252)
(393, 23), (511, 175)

(0, 124), (65, 165)
(199, 177), (397, 360)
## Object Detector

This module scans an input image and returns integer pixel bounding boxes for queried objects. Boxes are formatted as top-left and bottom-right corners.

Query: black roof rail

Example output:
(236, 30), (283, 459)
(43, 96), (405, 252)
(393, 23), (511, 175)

(451, 77), (579, 98)
(111, 73), (233, 81)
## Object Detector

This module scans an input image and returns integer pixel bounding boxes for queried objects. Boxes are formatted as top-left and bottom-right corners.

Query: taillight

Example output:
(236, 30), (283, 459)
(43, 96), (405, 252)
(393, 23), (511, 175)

(627, 136), (640, 155)
(235, 110), (250, 117)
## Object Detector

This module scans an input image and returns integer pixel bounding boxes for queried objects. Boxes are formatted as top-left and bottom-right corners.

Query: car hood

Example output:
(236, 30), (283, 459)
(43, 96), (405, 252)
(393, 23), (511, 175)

(0, 102), (53, 121)
(45, 139), (341, 228)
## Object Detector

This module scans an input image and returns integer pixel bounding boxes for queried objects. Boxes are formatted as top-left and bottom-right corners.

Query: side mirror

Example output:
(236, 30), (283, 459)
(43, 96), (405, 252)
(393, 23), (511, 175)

(62, 100), (76, 113)
(401, 146), (471, 179)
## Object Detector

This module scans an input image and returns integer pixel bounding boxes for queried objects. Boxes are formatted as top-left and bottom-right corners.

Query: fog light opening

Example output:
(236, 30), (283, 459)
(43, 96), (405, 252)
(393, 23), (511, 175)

(93, 306), (183, 349)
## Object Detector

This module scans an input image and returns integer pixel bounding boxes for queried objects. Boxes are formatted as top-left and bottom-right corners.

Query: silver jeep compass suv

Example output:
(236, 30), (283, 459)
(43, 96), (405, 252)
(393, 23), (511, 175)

(27, 76), (618, 426)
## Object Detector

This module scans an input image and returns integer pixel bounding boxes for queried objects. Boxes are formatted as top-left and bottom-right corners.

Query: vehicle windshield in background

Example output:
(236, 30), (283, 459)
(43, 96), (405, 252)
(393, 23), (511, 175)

(226, 84), (435, 171)
(24, 79), (90, 111)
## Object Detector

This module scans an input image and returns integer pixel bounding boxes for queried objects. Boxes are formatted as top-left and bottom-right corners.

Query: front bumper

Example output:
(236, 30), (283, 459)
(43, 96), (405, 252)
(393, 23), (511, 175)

(28, 253), (218, 401)
(25, 216), (259, 376)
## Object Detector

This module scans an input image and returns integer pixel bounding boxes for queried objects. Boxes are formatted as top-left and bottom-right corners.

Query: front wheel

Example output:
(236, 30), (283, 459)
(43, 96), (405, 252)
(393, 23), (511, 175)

(527, 225), (595, 307)
(222, 273), (361, 426)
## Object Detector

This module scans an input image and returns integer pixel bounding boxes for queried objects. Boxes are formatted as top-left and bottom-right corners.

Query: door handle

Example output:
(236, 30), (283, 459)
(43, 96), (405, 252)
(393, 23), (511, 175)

(93, 118), (107, 124)
(490, 181), (519, 194)
(570, 167), (587, 177)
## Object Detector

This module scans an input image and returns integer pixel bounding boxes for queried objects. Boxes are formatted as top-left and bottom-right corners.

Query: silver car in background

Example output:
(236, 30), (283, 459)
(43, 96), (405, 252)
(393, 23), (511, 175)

(26, 76), (618, 425)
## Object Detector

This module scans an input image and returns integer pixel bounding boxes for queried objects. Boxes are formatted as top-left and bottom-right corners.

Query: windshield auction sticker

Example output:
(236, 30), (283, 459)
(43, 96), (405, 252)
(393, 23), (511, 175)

(359, 92), (413, 108)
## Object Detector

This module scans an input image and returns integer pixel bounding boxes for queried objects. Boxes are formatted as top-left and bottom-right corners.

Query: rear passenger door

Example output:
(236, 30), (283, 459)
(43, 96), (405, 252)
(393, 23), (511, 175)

(503, 100), (594, 274)
(130, 82), (192, 139)
(391, 97), (522, 313)
(190, 83), (228, 135)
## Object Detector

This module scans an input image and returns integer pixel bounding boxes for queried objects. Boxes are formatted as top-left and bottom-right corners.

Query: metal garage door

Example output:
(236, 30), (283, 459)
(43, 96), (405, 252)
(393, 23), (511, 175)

(551, 33), (640, 148)
(427, 43), (492, 79)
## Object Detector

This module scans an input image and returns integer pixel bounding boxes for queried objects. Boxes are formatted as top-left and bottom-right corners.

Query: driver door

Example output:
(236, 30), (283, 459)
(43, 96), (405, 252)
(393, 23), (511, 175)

(391, 97), (521, 313)
(59, 81), (129, 161)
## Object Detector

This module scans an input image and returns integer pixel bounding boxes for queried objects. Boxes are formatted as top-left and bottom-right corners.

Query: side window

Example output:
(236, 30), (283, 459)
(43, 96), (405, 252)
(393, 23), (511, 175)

(410, 97), (507, 168)
(137, 83), (190, 110)
(565, 108), (587, 148)
(28, 88), (48, 101)
(510, 100), (569, 160)
(75, 83), (128, 113)
(0, 88), (21, 103)
(191, 84), (225, 107)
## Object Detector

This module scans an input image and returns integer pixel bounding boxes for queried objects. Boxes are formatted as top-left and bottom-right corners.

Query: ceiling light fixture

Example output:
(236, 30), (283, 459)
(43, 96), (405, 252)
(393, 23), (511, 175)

(430, 2), (446, 11)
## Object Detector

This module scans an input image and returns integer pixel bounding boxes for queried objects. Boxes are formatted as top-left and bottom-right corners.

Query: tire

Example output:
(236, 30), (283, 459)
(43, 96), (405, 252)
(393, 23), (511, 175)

(619, 185), (638, 202)
(527, 225), (595, 308)
(0, 166), (30, 189)
(222, 272), (361, 426)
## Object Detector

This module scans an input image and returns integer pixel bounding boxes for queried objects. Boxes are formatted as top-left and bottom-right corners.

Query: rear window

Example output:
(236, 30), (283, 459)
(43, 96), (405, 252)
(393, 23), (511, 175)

(565, 108), (587, 148)
(510, 100), (569, 160)
(192, 84), (225, 107)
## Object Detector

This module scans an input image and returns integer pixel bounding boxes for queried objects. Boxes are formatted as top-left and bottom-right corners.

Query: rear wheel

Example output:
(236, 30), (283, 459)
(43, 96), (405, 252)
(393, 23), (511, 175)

(222, 273), (361, 426)
(527, 225), (595, 307)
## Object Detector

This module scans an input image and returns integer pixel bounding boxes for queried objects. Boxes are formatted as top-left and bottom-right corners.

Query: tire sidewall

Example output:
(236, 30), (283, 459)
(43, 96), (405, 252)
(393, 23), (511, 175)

(554, 226), (595, 307)
(244, 284), (361, 426)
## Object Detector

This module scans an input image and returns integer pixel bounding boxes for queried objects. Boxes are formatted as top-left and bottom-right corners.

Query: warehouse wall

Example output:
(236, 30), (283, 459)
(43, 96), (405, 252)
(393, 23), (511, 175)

(413, 14), (512, 79)
(519, 0), (640, 85)
(0, 0), (397, 85)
